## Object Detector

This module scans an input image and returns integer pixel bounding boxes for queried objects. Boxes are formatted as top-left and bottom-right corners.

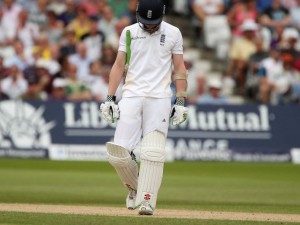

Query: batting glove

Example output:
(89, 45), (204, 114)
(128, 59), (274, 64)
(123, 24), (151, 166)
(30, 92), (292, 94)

(170, 98), (188, 126)
(99, 95), (120, 123)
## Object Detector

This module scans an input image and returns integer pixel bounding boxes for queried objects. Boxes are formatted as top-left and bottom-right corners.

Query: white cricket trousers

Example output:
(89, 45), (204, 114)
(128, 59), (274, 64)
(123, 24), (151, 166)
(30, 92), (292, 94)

(113, 97), (171, 151)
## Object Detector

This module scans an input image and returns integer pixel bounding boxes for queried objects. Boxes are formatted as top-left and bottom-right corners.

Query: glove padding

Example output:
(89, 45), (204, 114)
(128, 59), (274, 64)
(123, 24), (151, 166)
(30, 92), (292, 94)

(100, 101), (120, 123)
(170, 105), (188, 125)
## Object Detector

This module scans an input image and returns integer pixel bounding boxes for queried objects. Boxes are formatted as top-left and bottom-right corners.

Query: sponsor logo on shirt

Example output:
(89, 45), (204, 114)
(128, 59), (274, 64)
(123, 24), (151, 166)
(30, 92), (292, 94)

(131, 36), (146, 40)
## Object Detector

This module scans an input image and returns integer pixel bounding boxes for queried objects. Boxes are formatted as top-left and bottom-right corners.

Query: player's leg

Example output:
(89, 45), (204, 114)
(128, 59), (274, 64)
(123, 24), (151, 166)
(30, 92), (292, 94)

(106, 142), (138, 209)
(136, 130), (166, 215)
(135, 98), (171, 215)
(106, 97), (143, 209)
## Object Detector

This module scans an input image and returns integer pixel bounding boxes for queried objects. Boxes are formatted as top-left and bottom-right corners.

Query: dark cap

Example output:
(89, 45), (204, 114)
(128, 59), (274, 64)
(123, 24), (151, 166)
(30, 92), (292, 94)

(23, 66), (39, 84)
(137, 0), (165, 25)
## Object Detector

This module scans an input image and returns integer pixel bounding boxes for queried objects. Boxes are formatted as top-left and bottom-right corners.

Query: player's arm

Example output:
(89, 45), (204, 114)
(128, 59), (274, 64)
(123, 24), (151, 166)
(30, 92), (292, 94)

(99, 51), (126, 123)
(172, 53), (188, 101)
(170, 53), (188, 125)
(107, 51), (126, 96)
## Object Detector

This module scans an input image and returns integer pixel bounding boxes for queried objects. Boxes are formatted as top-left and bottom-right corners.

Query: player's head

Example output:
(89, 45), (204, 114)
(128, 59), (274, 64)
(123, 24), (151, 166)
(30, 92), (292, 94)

(136, 0), (165, 33)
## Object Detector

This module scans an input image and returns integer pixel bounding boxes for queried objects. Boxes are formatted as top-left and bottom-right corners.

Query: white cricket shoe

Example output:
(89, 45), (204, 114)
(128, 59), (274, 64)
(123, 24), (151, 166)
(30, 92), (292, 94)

(126, 189), (137, 210)
(138, 201), (153, 215)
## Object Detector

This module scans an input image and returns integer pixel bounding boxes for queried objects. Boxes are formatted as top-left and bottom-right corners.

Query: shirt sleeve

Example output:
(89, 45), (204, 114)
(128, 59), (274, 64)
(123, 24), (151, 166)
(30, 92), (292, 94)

(172, 29), (183, 54)
(118, 28), (127, 53)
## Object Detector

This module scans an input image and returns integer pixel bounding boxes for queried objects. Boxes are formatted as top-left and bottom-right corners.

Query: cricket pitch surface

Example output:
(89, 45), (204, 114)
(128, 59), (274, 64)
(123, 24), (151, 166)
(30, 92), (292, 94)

(0, 203), (300, 223)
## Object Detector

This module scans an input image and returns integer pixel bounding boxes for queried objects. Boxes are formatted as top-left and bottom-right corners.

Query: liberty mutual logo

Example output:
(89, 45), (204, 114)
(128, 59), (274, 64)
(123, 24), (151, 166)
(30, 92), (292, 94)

(0, 101), (55, 157)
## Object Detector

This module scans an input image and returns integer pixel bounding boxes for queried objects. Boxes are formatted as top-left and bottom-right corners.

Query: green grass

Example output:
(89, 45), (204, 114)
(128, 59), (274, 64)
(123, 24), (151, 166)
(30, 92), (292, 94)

(0, 159), (300, 224)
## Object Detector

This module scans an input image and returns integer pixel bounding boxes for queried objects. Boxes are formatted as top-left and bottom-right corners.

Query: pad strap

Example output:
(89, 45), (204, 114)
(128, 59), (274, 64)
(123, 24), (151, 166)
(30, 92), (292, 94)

(173, 71), (188, 99)
(173, 71), (188, 81)
(176, 91), (188, 98)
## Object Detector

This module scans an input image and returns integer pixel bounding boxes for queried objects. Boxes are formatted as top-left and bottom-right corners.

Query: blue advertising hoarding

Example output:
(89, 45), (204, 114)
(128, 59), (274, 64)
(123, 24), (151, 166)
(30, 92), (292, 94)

(0, 100), (299, 162)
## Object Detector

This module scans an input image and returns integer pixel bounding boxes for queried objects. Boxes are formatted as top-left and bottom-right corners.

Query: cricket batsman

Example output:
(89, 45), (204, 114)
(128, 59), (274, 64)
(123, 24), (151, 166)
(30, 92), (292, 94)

(99, 0), (188, 215)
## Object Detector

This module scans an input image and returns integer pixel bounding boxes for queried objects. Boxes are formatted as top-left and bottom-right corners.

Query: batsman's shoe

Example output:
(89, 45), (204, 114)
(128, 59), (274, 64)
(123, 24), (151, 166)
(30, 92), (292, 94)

(138, 201), (153, 215)
(126, 189), (137, 210)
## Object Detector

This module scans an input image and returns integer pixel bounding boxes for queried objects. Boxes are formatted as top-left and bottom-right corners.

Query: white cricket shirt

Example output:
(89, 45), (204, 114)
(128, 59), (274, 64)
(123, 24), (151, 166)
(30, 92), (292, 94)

(118, 21), (183, 98)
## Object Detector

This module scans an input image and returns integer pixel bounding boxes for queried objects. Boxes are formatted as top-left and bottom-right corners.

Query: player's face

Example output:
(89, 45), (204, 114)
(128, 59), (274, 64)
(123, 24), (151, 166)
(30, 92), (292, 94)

(143, 24), (160, 33)
(145, 24), (156, 29)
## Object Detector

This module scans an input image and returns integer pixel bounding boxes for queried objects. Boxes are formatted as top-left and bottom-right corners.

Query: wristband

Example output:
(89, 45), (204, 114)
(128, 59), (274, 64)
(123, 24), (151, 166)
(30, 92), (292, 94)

(174, 98), (185, 106)
(106, 95), (116, 102)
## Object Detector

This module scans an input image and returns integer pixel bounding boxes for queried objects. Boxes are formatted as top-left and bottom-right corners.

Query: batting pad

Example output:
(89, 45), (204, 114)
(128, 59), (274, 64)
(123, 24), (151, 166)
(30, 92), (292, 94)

(136, 131), (166, 209)
(106, 142), (138, 190)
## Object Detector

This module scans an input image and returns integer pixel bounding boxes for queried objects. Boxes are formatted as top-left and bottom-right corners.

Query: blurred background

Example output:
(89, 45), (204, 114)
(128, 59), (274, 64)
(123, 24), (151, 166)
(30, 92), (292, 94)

(0, 0), (300, 163)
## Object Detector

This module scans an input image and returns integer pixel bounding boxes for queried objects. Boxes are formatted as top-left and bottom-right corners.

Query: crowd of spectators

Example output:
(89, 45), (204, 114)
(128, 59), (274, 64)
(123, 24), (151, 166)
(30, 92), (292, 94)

(188, 0), (300, 105)
(0, 0), (300, 105)
(0, 0), (135, 102)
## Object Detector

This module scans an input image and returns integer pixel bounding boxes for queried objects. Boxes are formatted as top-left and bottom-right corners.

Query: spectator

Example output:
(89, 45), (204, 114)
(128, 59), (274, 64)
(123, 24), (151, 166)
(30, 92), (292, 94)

(64, 63), (92, 101)
(48, 44), (62, 76)
(270, 25), (285, 49)
(35, 44), (61, 77)
(32, 33), (52, 60)
(197, 77), (229, 105)
(227, 0), (258, 38)
(22, 73), (46, 100)
(274, 53), (300, 104)
(121, 0), (138, 25)
(0, 9), (5, 46)
(280, 28), (300, 58)
(258, 46), (283, 103)
(1, 0), (23, 42)
(101, 43), (117, 67)
(57, 55), (70, 78)
(226, 19), (258, 94)
(259, 0), (291, 32)
(0, 56), (9, 79)
(0, 65), (28, 99)
(85, 60), (108, 101)
(68, 42), (92, 82)
(67, 5), (92, 41)
(58, 0), (76, 26)
(98, 5), (118, 47)
(45, 10), (64, 45)
(16, 10), (40, 50)
(60, 29), (77, 57)
(28, 0), (48, 30)
(96, 0), (107, 20)
(106, 0), (128, 18)
(15, 0), (36, 12)
(245, 37), (270, 99)
(23, 65), (50, 98)
(82, 19), (106, 61)
(224, 0), (240, 11)
(113, 18), (131, 48)
(290, 0), (300, 31)
(49, 77), (66, 100)
(257, 0), (272, 13)
(46, 0), (66, 16)
(281, 0), (297, 10)
(0, 84), (9, 100)
(4, 41), (34, 72)
(79, 0), (99, 19)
